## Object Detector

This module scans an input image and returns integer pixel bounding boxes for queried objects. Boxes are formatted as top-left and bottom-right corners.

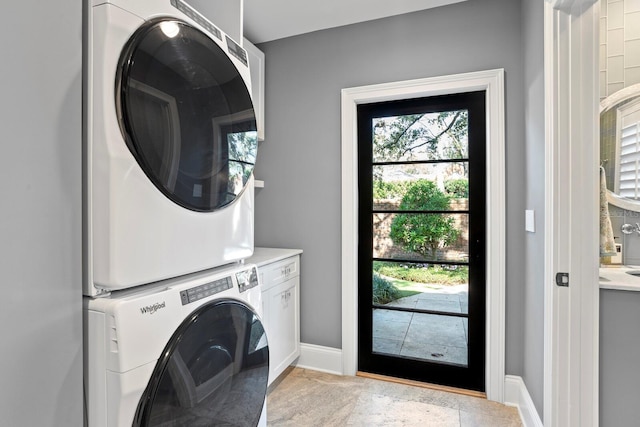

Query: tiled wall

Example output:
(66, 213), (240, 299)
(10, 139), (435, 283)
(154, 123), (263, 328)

(601, 107), (617, 187)
(600, 0), (640, 101)
(607, 205), (640, 264)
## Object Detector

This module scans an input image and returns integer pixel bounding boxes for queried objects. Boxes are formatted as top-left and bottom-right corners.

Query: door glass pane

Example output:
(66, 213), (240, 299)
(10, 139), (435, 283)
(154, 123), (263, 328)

(373, 262), (468, 315)
(373, 163), (469, 211)
(372, 110), (468, 163)
(372, 309), (468, 367)
(373, 213), (469, 263)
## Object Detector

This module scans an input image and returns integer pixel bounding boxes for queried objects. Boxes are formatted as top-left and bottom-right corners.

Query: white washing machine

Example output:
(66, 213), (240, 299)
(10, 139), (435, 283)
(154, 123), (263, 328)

(84, 263), (269, 426)
(85, 0), (258, 296)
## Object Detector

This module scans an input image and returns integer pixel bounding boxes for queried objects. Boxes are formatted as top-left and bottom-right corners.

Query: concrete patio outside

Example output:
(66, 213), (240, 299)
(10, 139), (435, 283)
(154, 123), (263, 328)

(372, 284), (469, 365)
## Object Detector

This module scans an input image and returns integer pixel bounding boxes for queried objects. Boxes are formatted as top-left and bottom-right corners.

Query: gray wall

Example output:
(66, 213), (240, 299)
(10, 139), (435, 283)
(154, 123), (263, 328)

(600, 289), (640, 426)
(0, 1), (83, 425)
(522, 0), (546, 418)
(255, 0), (526, 375)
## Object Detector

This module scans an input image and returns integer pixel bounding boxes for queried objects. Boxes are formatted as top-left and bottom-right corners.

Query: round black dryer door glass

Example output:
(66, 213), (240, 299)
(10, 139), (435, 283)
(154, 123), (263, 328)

(134, 299), (269, 426)
(117, 19), (257, 212)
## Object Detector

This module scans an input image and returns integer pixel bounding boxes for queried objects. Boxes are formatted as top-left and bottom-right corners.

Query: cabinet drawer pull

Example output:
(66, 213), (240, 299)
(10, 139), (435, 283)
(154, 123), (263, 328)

(279, 265), (294, 279)
(280, 289), (293, 304)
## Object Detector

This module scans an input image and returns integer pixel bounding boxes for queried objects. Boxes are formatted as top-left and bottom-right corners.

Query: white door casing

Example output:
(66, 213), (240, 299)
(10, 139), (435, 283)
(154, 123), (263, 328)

(544, 0), (599, 425)
(341, 69), (506, 401)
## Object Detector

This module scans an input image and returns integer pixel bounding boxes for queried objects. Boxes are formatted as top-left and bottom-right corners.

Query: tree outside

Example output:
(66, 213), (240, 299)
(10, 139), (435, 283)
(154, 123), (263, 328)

(373, 111), (468, 162)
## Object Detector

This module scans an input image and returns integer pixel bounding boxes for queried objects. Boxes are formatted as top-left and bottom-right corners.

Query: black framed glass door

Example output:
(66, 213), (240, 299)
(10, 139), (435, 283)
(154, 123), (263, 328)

(357, 91), (486, 392)
(133, 299), (269, 426)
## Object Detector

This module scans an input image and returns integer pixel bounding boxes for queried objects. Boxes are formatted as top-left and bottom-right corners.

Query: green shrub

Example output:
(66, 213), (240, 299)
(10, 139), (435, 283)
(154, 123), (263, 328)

(390, 180), (459, 258)
(444, 179), (469, 198)
(372, 272), (401, 304)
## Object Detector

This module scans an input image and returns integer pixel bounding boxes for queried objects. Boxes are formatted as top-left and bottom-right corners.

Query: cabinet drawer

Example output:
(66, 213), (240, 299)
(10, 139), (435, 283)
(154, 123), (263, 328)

(260, 255), (299, 291)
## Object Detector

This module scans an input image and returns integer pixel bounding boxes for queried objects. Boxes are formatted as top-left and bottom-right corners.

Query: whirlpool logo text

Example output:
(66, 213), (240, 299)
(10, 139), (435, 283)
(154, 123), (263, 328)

(139, 301), (166, 315)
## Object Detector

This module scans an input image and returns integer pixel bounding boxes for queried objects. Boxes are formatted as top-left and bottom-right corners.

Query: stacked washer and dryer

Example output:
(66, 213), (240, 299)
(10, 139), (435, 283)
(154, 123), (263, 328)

(83, 0), (268, 425)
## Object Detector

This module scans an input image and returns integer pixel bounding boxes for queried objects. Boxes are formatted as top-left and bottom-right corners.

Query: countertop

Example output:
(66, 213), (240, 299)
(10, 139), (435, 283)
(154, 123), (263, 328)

(245, 247), (303, 267)
(599, 265), (640, 291)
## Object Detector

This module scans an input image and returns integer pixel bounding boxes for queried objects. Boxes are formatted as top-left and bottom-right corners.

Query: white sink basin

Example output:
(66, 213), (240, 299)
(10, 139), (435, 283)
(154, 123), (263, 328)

(599, 266), (640, 291)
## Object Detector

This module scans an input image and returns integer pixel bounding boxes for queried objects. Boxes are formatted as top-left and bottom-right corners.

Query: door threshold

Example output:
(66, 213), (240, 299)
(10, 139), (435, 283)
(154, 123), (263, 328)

(356, 371), (486, 399)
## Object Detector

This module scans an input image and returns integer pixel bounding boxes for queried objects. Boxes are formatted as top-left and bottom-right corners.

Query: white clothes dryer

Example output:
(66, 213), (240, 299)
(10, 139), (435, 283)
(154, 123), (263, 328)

(84, 263), (268, 426)
(85, 0), (258, 296)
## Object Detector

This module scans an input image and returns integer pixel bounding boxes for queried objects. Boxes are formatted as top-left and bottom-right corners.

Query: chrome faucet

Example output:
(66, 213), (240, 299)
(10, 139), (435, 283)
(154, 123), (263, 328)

(621, 223), (640, 234)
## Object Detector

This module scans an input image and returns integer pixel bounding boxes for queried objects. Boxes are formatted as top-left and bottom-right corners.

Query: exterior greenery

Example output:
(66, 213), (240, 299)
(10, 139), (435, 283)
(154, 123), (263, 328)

(370, 112), (470, 304)
(374, 178), (469, 199)
(372, 111), (468, 162)
(389, 179), (459, 258)
(374, 261), (468, 285)
(372, 180), (411, 200)
(372, 272), (401, 304)
(444, 178), (469, 198)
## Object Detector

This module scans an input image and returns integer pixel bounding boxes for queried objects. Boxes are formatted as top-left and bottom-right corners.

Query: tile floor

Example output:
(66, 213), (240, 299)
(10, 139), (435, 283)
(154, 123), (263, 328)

(267, 368), (522, 426)
(373, 284), (469, 365)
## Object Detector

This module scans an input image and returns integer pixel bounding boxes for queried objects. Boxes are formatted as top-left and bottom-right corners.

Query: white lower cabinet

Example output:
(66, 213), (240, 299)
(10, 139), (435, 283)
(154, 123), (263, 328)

(247, 248), (302, 385)
(263, 274), (299, 384)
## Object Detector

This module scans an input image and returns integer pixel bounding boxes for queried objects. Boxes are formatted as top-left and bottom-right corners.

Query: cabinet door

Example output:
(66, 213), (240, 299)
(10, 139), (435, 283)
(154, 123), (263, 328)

(264, 276), (300, 385)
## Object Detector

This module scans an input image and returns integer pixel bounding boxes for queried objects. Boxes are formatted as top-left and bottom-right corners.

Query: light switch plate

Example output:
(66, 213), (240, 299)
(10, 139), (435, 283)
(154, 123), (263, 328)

(526, 210), (535, 233)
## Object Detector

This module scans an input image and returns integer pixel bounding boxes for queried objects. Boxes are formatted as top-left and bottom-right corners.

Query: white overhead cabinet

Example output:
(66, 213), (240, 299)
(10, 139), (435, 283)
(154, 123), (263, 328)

(244, 38), (265, 141)
(248, 248), (302, 385)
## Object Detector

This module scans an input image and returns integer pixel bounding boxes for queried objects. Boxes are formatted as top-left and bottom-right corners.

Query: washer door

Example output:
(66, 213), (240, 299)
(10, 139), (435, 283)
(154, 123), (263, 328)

(116, 18), (257, 212)
(133, 300), (269, 426)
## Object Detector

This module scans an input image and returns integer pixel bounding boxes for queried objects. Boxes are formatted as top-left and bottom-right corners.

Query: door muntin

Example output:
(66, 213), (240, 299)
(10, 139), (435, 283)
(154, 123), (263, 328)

(133, 299), (269, 426)
(116, 18), (257, 212)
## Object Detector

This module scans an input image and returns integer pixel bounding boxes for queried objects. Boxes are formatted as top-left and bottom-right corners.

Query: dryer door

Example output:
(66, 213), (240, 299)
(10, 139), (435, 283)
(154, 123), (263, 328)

(133, 300), (269, 426)
(116, 18), (257, 212)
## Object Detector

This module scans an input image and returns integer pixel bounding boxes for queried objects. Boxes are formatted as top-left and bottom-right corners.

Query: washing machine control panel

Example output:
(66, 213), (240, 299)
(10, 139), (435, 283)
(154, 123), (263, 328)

(226, 36), (248, 66)
(236, 266), (259, 293)
(179, 276), (233, 305)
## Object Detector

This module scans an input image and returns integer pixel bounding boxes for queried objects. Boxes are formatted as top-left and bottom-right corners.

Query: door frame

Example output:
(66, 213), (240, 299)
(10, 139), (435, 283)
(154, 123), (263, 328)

(543, 0), (599, 425)
(341, 69), (506, 401)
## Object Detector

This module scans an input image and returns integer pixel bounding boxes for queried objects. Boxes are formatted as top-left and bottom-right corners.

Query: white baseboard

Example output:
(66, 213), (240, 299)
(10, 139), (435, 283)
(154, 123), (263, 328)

(504, 375), (543, 427)
(293, 343), (343, 375)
